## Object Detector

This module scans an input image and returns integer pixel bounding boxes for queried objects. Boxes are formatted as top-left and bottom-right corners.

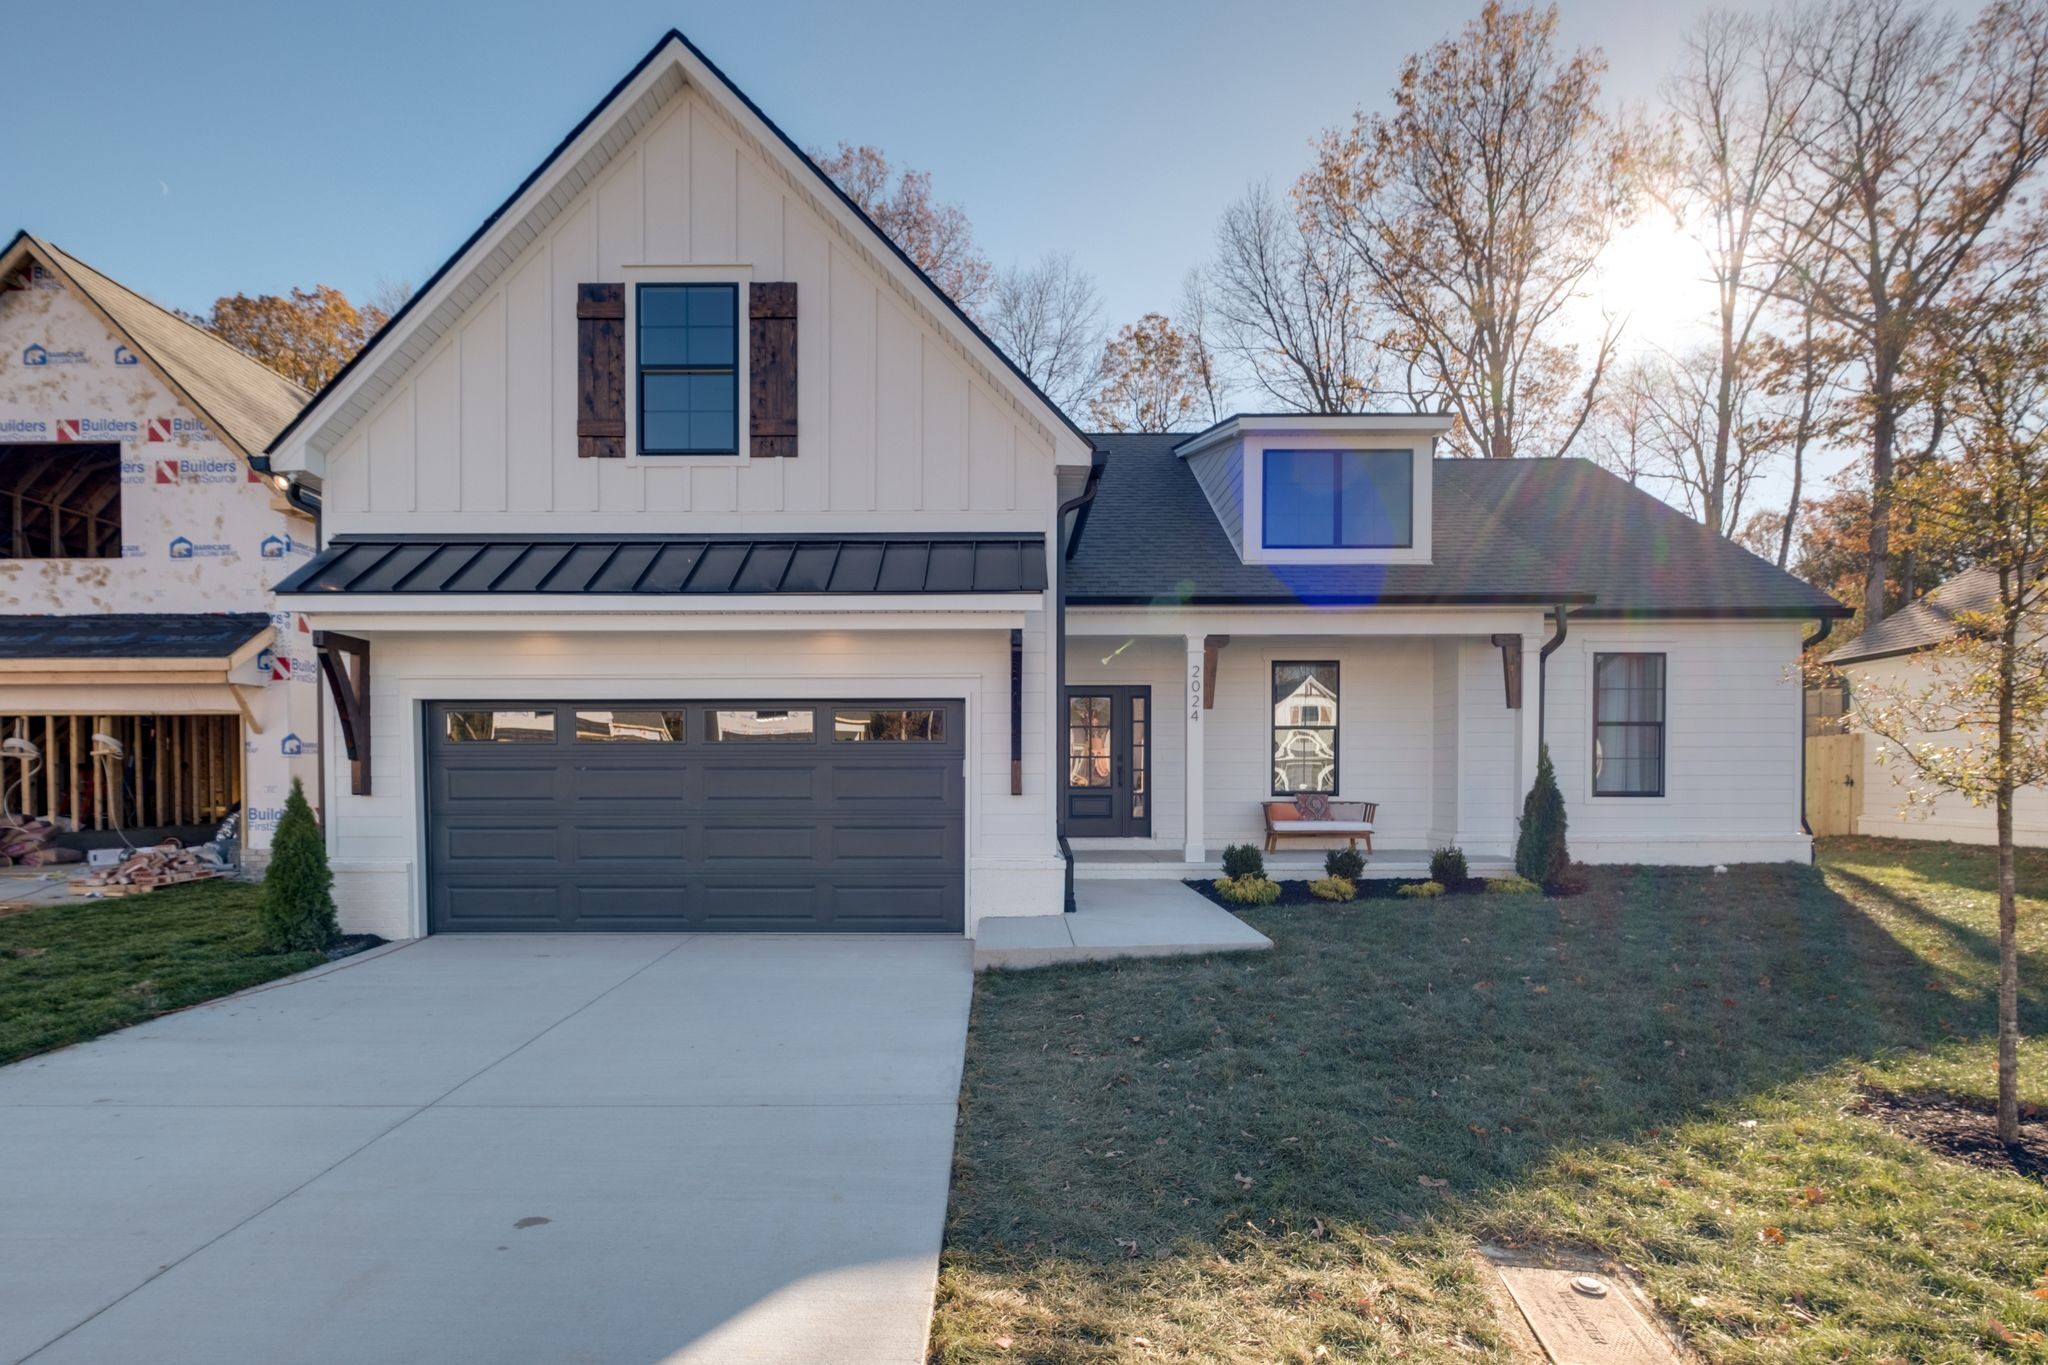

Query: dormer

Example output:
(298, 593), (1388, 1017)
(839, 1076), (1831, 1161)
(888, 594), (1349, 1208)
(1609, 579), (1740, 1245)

(1174, 414), (1452, 565)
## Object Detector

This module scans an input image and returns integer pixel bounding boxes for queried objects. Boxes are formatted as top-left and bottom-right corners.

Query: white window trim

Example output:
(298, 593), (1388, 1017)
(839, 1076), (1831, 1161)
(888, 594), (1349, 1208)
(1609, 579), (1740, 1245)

(1584, 642), (1675, 804)
(621, 263), (753, 466)
(1241, 434), (1433, 565)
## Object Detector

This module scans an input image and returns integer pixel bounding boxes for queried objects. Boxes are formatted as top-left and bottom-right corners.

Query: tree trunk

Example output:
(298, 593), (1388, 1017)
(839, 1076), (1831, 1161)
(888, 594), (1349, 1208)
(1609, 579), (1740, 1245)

(1778, 429), (1803, 570)
(1997, 630), (2022, 1148)
(1865, 351), (1897, 623)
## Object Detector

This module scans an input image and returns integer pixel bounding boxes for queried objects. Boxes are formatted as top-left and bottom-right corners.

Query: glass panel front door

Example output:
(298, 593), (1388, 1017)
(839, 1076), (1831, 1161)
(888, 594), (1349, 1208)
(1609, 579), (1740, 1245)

(1063, 686), (1151, 837)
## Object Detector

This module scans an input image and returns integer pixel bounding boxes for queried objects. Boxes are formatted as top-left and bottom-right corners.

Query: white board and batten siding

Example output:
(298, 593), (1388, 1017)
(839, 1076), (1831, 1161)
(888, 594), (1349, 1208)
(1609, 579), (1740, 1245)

(1844, 653), (2048, 848)
(1546, 618), (1810, 864)
(321, 84), (1060, 536)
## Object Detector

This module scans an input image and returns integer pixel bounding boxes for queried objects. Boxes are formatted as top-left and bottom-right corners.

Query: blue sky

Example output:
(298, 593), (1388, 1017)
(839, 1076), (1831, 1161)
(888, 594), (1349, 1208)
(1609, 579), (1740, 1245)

(12, 0), (1723, 327)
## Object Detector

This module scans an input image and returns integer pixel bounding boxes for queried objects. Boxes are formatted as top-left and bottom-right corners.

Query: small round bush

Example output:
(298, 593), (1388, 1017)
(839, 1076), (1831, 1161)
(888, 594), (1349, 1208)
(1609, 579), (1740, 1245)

(1308, 875), (1355, 902)
(1213, 874), (1282, 905)
(1220, 843), (1266, 880)
(1395, 879), (1445, 899)
(1324, 845), (1366, 880)
(1430, 846), (1468, 884)
(1486, 874), (1541, 895)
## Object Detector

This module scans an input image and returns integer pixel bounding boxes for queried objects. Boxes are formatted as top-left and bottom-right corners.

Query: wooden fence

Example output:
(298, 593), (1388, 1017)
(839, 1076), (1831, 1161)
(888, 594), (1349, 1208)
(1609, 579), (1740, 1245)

(1805, 733), (1864, 837)
(0, 714), (242, 832)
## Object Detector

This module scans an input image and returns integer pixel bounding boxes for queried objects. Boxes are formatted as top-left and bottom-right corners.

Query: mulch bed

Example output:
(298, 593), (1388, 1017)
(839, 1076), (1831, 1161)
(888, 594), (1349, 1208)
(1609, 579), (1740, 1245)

(326, 934), (386, 962)
(1854, 1088), (2048, 1181)
(1186, 876), (1493, 908)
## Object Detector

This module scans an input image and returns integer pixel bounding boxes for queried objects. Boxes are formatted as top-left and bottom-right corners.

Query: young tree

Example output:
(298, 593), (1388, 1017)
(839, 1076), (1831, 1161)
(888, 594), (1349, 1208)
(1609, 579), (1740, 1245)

(1088, 313), (1209, 434)
(1657, 9), (1814, 535)
(1769, 0), (2048, 623)
(262, 776), (337, 953)
(1206, 182), (1390, 413)
(813, 142), (993, 311)
(1516, 744), (1572, 890)
(1832, 302), (2048, 1146)
(1302, 2), (1633, 458)
(195, 285), (390, 391)
(984, 252), (1105, 411)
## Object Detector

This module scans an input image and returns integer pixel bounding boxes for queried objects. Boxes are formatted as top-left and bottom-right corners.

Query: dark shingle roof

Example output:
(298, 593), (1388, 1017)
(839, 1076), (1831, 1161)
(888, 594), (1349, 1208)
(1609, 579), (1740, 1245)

(1826, 565), (2033, 664)
(277, 535), (1048, 597)
(0, 613), (273, 660)
(1066, 434), (1848, 618)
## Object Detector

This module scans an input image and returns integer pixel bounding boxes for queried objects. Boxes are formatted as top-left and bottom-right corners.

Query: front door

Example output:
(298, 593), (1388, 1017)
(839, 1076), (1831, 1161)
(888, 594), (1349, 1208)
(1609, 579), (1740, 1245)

(1063, 686), (1150, 838)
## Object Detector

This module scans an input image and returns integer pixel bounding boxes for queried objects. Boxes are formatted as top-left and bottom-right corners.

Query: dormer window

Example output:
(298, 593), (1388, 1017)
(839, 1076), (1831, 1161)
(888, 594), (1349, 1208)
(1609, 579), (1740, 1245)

(1262, 449), (1413, 549)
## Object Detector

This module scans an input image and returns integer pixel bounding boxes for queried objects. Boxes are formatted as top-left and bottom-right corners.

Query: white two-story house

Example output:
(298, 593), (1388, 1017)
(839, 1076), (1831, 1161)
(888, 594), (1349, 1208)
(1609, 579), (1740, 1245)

(265, 32), (1847, 941)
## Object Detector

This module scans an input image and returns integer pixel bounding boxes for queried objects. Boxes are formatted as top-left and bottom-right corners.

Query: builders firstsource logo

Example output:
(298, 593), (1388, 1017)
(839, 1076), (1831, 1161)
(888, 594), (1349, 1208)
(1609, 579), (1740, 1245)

(174, 455), (243, 485)
(147, 415), (215, 444)
(0, 418), (49, 437)
(57, 417), (139, 443)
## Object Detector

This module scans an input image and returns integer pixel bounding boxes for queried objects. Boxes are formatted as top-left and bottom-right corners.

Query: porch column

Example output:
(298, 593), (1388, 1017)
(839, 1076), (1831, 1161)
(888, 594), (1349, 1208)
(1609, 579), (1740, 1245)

(1184, 633), (1206, 863)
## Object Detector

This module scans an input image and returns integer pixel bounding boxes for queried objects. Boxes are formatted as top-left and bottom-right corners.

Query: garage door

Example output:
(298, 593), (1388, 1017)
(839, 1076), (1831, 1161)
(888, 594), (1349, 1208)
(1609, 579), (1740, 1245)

(425, 700), (965, 933)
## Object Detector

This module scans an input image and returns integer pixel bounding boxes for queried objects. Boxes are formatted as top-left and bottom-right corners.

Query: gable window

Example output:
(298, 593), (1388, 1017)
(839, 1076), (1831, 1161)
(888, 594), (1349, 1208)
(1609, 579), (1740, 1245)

(1262, 449), (1412, 549)
(1272, 661), (1338, 795)
(637, 282), (737, 455)
(1593, 653), (1666, 797)
(0, 444), (121, 560)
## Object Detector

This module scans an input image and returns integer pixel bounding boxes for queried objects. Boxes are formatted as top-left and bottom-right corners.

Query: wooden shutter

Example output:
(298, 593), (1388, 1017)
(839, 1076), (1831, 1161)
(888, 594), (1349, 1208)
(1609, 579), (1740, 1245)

(750, 282), (798, 458)
(576, 283), (625, 458)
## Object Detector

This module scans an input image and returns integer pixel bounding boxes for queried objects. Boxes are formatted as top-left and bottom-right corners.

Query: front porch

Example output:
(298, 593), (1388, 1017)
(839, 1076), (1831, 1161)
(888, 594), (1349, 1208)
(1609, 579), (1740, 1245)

(1070, 844), (1516, 880)
(1064, 608), (1550, 870)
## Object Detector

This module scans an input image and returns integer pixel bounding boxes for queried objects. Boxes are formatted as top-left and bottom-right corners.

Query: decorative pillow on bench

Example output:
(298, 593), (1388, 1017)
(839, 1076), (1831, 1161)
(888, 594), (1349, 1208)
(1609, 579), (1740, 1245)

(1293, 791), (1332, 822)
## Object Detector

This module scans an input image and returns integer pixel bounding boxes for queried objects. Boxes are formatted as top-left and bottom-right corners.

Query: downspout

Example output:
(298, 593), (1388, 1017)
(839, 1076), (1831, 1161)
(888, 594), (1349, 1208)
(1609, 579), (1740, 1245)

(1798, 617), (1835, 859)
(1536, 603), (1570, 756)
(1055, 452), (1108, 913)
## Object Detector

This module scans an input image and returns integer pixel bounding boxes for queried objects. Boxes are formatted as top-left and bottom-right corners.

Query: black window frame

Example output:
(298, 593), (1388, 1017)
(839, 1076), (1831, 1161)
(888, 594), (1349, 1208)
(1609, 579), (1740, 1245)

(635, 281), (739, 457)
(1271, 660), (1340, 796)
(1592, 651), (1667, 798)
(1260, 448), (1414, 550)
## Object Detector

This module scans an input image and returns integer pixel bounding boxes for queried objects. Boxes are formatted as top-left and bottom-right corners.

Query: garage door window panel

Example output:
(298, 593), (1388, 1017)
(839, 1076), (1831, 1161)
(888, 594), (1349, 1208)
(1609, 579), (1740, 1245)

(710, 709), (815, 742)
(445, 709), (557, 743)
(575, 709), (685, 742)
(833, 708), (943, 742)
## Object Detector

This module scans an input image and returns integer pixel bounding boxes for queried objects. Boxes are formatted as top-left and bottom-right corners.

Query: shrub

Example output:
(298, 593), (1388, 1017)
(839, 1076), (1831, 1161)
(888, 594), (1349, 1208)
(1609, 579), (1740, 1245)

(1429, 845), (1469, 884)
(1487, 874), (1541, 895)
(1396, 880), (1445, 899)
(1323, 845), (1366, 880)
(261, 776), (337, 953)
(1515, 743), (1572, 891)
(1220, 843), (1266, 880)
(1308, 875), (1355, 902)
(1213, 874), (1282, 905)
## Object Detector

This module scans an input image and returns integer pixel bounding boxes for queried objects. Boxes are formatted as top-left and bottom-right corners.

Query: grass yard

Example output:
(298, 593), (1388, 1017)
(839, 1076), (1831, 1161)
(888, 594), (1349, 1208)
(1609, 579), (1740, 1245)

(934, 838), (2048, 1363)
(0, 880), (325, 1066)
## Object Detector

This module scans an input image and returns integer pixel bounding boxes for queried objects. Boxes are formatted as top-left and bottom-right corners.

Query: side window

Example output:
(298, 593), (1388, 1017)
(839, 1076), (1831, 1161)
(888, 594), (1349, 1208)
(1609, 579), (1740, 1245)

(637, 283), (738, 455)
(1593, 653), (1666, 796)
(0, 444), (122, 559)
(1271, 661), (1339, 795)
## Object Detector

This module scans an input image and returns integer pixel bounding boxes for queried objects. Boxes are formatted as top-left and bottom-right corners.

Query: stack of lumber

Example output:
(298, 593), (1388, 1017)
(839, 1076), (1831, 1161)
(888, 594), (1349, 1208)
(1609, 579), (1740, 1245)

(0, 814), (83, 867)
(69, 842), (221, 896)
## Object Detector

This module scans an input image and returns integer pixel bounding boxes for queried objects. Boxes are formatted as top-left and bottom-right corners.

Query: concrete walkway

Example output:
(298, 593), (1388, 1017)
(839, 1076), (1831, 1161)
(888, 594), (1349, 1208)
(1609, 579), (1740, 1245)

(0, 933), (973, 1365)
(973, 879), (1272, 970)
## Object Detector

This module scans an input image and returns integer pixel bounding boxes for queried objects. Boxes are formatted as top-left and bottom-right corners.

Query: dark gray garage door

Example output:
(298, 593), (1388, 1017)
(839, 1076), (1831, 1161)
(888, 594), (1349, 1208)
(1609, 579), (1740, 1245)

(425, 700), (965, 933)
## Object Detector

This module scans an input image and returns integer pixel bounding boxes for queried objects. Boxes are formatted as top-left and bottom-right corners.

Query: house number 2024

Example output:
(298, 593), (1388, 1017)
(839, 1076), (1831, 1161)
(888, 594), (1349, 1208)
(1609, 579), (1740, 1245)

(1188, 663), (1202, 721)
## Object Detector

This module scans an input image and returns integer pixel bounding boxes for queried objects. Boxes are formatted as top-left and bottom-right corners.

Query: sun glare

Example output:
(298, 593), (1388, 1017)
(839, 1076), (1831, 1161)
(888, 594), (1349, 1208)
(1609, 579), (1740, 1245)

(1582, 215), (1723, 358)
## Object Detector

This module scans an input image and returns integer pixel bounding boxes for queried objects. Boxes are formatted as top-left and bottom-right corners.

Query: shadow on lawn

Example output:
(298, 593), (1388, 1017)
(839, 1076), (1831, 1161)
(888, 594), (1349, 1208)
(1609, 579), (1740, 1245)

(945, 861), (2044, 1267)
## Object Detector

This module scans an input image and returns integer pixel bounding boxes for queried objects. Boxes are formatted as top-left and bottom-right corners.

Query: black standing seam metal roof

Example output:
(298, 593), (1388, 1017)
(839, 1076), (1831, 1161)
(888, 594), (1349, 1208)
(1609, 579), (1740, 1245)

(274, 536), (1050, 597)
(1066, 433), (1850, 618)
(0, 613), (273, 660)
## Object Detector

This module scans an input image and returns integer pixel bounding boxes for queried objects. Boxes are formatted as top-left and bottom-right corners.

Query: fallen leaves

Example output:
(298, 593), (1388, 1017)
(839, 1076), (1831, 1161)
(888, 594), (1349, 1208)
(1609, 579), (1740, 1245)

(1419, 1175), (1449, 1188)
(1760, 1226), (1788, 1245)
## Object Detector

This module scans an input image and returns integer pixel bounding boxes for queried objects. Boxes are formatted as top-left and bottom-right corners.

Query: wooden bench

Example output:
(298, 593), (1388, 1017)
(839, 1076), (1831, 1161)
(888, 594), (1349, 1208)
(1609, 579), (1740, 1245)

(1263, 799), (1378, 853)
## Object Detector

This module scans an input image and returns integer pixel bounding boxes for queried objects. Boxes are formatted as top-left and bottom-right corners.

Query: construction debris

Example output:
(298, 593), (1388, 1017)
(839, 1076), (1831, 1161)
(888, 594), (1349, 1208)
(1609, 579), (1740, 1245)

(69, 841), (224, 895)
(0, 813), (83, 867)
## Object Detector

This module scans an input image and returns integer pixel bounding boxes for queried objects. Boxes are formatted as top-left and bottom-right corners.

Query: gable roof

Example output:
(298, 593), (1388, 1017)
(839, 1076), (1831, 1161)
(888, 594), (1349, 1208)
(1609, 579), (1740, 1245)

(1067, 434), (1850, 618)
(1825, 564), (2037, 664)
(0, 232), (308, 458)
(263, 29), (1093, 470)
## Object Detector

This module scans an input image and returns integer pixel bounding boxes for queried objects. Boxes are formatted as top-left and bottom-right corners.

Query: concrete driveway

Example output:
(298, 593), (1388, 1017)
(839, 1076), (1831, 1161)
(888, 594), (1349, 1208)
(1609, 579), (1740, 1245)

(0, 934), (973, 1365)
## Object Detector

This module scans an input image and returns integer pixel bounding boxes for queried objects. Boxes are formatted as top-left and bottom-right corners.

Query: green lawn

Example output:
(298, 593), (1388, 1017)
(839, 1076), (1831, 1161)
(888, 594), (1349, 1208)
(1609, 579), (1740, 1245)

(0, 880), (326, 1066)
(933, 838), (2048, 1363)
